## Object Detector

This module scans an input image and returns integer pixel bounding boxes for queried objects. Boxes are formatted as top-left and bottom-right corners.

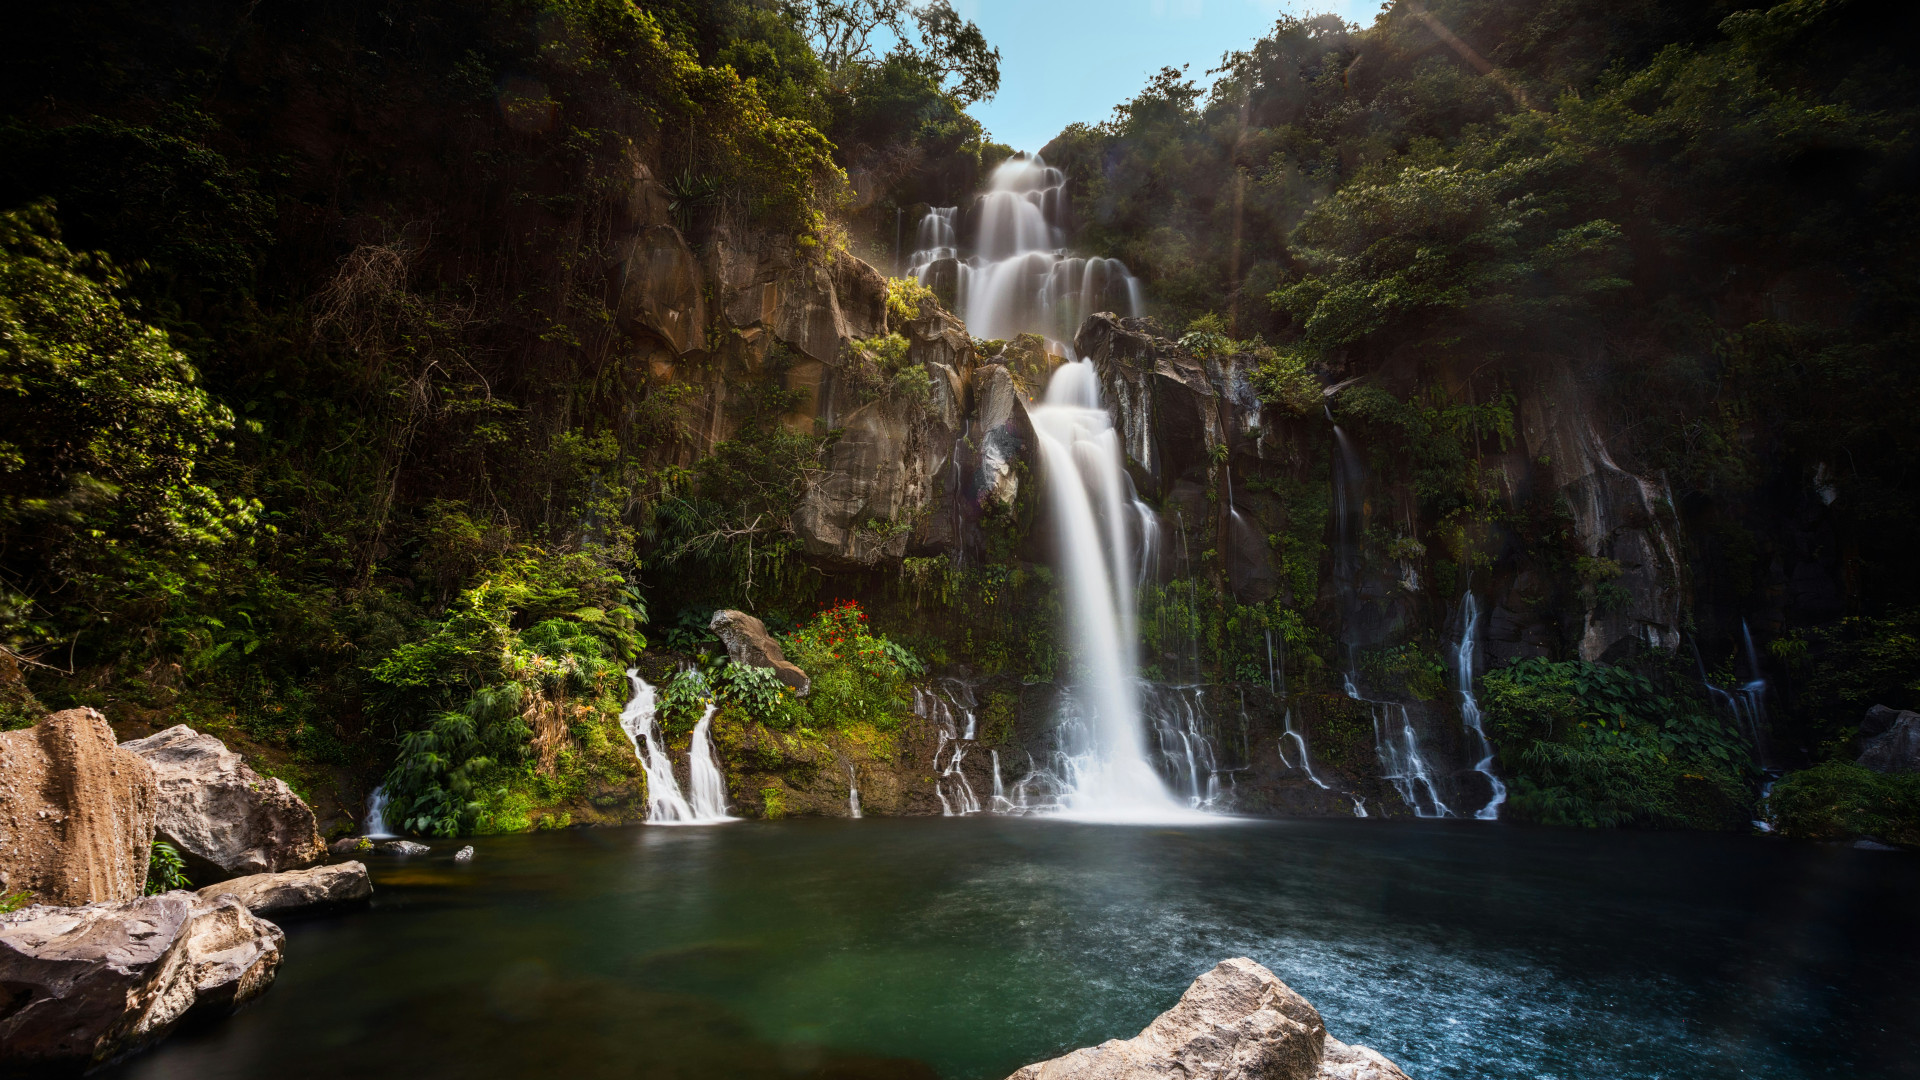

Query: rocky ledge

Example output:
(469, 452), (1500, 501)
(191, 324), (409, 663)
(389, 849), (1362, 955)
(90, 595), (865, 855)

(0, 892), (283, 1073)
(1007, 958), (1409, 1080)
(196, 862), (373, 917)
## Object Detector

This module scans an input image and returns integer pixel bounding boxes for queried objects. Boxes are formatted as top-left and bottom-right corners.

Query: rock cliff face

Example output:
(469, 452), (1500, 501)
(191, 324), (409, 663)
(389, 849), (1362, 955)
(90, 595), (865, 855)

(0, 709), (156, 907)
(120, 727), (326, 882)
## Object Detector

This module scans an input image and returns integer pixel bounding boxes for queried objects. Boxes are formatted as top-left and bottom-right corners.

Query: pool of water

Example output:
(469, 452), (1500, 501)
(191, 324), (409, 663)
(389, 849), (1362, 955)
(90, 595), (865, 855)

(106, 818), (1918, 1080)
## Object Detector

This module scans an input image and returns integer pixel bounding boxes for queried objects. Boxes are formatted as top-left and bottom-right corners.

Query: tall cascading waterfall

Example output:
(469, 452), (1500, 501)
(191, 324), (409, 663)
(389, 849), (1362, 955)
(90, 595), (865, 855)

(1330, 418), (1454, 819)
(908, 156), (1144, 345)
(1454, 594), (1508, 820)
(907, 155), (1206, 820)
(617, 670), (733, 825)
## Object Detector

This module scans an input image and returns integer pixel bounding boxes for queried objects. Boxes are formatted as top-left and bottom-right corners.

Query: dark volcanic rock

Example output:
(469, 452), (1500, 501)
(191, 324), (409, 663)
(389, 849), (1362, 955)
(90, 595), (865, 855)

(1858, 706), (1920, 773)
(0, 893), (282, 1073)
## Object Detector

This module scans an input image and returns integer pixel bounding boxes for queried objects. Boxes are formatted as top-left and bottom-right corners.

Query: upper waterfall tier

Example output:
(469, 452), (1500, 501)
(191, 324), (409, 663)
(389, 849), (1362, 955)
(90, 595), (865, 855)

(907, 155), (1142, 347)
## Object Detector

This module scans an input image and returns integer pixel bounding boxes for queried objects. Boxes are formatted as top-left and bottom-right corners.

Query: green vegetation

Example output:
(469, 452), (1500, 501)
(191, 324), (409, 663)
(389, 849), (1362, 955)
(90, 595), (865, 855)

(143, 840), (190, 895)
(0, 890), (31, 914)
(1482, 657), (1752, 829)
(1768, 763), (1920, 848)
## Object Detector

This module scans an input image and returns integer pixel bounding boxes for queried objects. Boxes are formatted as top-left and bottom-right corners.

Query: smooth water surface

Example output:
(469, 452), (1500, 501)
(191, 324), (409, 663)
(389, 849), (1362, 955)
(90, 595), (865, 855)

(108, 819), (1918, 1080)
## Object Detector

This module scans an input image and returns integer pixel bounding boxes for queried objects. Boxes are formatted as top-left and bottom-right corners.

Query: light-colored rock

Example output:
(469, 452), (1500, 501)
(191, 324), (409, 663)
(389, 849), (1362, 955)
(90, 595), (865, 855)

(1858, 706), (1920, 773)
(973, 364), (1036, 513)
(0, 892), (282, 1072)
(381, 840), (430, 856)
(709, 609), (811, 695)
(1319, 1037), (1413, 1080)
(1006, 958), (1325, 1080)
(454, 845), (475, 862)
(1003, 959), (1410, 1080)
(120, 726), (326, 880)
(195, 861), (372, 916)
(0, 708), (157, 906)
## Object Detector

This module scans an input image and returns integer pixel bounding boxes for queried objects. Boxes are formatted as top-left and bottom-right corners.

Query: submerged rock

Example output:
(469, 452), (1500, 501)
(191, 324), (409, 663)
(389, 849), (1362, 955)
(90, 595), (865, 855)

(329, 835), (377, 856)
(120, 726), (326, 881)
(0, 708), (158, 906)
(1004, 958), (1408, 1080)
(1857, 706), (1920, 773)
(0, 893), (282, 1072)
(196, 862), (372, 916)
(381, 840), (430, 856)
(709, 609), (810, 694)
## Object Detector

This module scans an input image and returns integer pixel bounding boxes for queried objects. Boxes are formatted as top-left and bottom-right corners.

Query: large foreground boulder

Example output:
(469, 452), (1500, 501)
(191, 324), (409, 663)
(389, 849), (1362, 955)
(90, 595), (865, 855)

(709, 610), (810, 694)
(0, 893), (283, 1072)
(0, 708), (157, 906)
(1005, 958), (1409, 1080)
(196, 861), (372, 917)
(119, 726), (326, 881)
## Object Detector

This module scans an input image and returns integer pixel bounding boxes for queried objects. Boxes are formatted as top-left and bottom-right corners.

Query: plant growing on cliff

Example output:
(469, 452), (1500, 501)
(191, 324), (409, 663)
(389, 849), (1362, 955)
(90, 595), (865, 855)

(780, 599), (918, 730)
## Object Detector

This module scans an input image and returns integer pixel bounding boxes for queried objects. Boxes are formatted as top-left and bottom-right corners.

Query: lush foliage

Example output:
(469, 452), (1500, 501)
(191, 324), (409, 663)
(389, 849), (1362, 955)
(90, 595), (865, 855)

(779, 600), (921, 730)
(1768, 762), (1920, 848)
(142, 840), (190, 895)
(1482, 657), (1753, 829)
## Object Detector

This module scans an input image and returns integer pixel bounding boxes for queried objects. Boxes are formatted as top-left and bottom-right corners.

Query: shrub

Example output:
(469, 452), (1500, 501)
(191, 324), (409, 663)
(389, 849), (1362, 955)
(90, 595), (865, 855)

(780, 599), (919, 730)
(1768, 763), (1920, 847)
(143, 840), (191, 894)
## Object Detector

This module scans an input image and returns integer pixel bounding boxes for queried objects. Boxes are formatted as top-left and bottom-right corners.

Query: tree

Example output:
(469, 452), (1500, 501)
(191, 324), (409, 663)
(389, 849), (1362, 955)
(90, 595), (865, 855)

(782, 0), (1000, 104)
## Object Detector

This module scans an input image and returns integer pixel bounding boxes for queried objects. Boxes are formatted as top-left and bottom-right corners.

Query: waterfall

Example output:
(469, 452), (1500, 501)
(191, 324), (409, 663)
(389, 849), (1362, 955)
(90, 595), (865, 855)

(617, 670), (730, 825)
(846, 762), (862, 819)
(1278, 710), (1331, 790)
(1030, 363), (1198, 821)
(907, 156), (1142, 347)
(1455, 594), (1508, 820)
(1330, 419), (1454, 819)
(687, 703), (731, 821)
(364, 785), (396, 838)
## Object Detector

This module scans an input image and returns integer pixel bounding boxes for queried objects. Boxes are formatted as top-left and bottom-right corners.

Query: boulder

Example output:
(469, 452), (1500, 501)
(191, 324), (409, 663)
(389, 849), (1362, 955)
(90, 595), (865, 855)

(381, 840), (430, 856)
(0, 708), (157, 907)
(709, 609), (811, 695)
(1319, 1038), (1413, 1080)
(0, 892), (282, 1072)
(120, 726), (326, 881)
(1004, 958), (1408, 1080)
(329, 835), (377, 856)
(454, 845), (475, 862)
(1857, 707), (1920, 773)
(973, 364), (1036, 512)
(195, 861), (372, 916)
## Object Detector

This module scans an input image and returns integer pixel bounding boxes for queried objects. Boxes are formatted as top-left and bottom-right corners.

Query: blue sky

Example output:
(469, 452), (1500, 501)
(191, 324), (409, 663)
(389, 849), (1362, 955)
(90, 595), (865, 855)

(965, 1), (1381, 152)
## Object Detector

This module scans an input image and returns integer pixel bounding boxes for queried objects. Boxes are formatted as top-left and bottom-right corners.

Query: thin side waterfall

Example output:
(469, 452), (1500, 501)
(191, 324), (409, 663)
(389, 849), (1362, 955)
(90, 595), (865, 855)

(1030, 361), (1197, 821)
(1279, 710), (1331, 790)
(687, 703), (731, 821)
(364, 785), (395, 838)
(846, 762), (862, 819)
(1455, 593), (1508, 820)
(617, 670), (729, 825)
(1331, 418), (1454, 819)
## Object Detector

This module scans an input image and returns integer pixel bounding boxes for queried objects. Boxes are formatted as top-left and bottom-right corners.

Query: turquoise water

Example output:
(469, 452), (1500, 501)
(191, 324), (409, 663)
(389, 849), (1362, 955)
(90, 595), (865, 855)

(107, 818), (1918, 1079)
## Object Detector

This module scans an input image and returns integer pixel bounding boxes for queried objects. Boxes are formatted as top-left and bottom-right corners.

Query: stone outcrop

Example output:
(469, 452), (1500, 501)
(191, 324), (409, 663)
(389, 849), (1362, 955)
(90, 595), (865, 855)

(617, 224), (708, 355)
(709, 609), (811, 694)
(972, 364), (1037, 512)
(0, 893), (283, 1072)
(1003, 958), (1407, 1080)
(120, 726), (326, 881)
(0, 708), (157, 907)
(195, 861), (372, 916)
(1858, 705), (1920, 773)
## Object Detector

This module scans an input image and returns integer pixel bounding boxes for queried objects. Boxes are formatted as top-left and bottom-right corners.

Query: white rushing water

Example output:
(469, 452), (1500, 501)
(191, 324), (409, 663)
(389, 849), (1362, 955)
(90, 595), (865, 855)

(1455, 593), (1508, 820)
(618, 670), (731, 825)
(364, 785), (396, 838)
